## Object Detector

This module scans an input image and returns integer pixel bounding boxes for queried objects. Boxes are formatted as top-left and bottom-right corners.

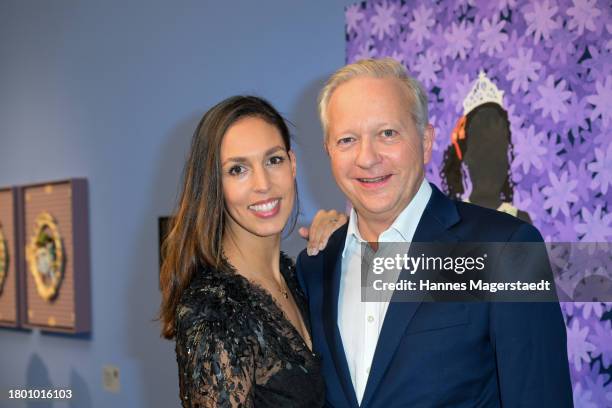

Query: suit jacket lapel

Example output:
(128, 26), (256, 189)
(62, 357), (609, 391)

(360, 184), (460, 408)
(322, 224), (360, 407)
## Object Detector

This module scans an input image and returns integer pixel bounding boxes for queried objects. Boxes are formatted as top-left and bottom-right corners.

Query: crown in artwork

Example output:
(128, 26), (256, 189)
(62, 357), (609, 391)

(462, 71), (505, 115)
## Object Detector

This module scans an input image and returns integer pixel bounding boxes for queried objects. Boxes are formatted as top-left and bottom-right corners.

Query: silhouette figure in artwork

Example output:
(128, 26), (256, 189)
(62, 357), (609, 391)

(441, 71), (532, 223)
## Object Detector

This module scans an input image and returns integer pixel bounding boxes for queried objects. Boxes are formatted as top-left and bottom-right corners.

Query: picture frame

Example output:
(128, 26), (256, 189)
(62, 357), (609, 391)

(0, 186), (22, 328)
(20, 178), (91, 334)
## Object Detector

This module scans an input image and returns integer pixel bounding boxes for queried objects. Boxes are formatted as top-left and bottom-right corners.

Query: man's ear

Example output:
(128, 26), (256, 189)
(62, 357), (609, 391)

(423, 124), (435, 164)
(288, 149), (297, 178)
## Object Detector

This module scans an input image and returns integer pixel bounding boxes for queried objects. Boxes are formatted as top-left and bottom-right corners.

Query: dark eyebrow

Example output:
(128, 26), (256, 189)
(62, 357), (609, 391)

(222, 145), (286, 166)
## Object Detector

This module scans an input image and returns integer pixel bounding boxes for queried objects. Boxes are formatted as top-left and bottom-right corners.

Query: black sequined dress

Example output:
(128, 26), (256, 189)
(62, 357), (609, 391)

(175, 253), (325, 407)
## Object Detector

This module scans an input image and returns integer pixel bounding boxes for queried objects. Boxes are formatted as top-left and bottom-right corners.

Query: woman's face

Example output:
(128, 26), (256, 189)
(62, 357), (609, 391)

(220, 116), (296, 239)
(463, 106), (509, 189)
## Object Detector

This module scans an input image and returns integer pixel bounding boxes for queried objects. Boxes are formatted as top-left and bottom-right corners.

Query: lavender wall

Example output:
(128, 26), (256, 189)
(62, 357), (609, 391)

(345, 0), (611, 406)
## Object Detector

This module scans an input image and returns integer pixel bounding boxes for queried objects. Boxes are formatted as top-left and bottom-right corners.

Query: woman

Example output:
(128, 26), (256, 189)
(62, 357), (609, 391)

(441, 102), (532, 223)
(159, 96), (335, 407)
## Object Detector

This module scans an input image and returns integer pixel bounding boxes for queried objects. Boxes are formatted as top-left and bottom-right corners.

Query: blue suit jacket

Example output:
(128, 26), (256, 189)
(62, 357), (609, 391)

(297, 184), (573, 407)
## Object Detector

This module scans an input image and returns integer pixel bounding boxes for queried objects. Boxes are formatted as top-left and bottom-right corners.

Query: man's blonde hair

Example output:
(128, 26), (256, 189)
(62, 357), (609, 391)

(318, 58), (429, 139)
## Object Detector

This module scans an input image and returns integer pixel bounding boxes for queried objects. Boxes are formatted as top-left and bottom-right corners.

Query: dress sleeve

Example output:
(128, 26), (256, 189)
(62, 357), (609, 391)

(175, 303), (258, 407)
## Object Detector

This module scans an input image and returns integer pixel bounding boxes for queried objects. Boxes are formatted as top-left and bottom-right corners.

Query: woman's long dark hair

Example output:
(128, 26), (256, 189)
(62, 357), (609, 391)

(159, 96), (296, 339)
(440, 102), (515, 202)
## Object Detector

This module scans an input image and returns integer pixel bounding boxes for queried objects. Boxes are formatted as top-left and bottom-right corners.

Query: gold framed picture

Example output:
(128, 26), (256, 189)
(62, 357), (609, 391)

(21, 179), (90, 334)
(0, 187), (20, 328)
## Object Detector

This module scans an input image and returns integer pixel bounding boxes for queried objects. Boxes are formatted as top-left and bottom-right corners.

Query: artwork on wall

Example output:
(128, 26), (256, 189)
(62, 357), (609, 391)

(26, 211), (65, 301)
(440, 71), (533, 223)
(0, 187), (21, 328)
(20, 179), (91, 334)
(0, 220), (8, 293)
(345, 0), (611, 403)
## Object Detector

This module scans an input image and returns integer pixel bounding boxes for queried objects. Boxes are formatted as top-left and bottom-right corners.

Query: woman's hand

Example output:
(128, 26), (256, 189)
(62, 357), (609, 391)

(299, 209), (348, 256)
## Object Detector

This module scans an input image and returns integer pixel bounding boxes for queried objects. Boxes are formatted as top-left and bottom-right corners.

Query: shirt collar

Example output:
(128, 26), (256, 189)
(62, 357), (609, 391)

(342, 206), (364, 258)
(341, 179), (432, 258)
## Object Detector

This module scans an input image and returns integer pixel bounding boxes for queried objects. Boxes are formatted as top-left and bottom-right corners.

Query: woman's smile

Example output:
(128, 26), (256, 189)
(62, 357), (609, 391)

(248, 198), (281, 218)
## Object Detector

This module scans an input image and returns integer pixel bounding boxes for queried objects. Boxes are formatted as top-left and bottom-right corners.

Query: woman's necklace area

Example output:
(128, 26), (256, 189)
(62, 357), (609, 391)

(223, 251), (289, 299)
(248, 271), (290, 300)
(267, 276), (289, 300)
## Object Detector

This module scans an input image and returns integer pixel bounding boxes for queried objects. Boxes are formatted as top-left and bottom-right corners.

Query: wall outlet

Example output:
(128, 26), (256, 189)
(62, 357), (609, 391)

(103, 365), (120, 393)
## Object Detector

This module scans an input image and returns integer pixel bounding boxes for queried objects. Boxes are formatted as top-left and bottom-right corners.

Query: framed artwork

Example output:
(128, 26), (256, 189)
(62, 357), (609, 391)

(20, 179), (91, 334)
(0, 187), (21, 328)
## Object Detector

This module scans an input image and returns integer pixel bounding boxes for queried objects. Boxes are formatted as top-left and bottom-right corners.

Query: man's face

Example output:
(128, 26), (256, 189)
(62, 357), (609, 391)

(325, 76), (434, 225)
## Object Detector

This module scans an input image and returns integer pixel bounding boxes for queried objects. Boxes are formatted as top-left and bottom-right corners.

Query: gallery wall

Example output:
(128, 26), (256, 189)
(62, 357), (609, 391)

(0, 1), (353, 406)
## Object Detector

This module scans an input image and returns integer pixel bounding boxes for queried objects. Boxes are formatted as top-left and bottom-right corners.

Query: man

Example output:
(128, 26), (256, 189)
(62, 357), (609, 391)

(297, 59), (572, 407)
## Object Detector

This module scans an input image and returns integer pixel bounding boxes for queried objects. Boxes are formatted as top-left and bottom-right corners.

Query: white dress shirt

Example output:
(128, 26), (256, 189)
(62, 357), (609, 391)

(337, 179), (432, 404)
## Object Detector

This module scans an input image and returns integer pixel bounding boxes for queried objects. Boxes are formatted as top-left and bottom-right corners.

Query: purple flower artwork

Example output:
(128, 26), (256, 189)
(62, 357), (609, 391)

(346, 0), (611, 405)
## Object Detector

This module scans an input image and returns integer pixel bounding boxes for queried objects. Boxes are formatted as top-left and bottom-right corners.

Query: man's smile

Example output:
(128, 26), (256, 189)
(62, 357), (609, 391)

(355, 174), (392, 188)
